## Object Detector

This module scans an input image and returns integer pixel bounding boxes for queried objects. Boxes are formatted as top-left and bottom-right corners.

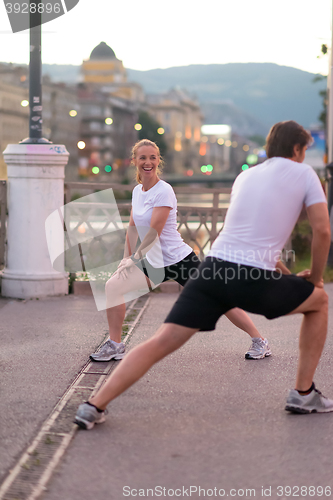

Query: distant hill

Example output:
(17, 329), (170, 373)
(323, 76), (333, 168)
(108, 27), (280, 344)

(41, 62), (326, 136)
(127, 63), (326, 133)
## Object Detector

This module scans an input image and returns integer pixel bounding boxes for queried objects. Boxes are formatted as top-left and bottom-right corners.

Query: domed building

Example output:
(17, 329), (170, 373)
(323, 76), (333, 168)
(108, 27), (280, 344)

(81, 42), (127, 85)
(81, 42), (144, 102)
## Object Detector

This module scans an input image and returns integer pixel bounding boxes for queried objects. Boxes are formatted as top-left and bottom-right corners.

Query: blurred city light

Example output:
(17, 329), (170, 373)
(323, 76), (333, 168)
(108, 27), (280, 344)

(242, 164), (249, 171)
(199, 143), (206, 156)
(201, 165), (208, 173)
(92, 166), (100, 174)
(201, 136), (208, 143)
(201, 124), (231, 135)
(174, 134), (182, 151)
(232, 141), (238, 148)
(206, 164), (213, 172)
(105, 165), (112, 172)
(225, 140), (232, 147)
(69, 110), (77, 117)
(157, 127), (165, 135)
(186, 169), (193, 176)
(105, 117), (113, 125)
(243, 145), (250, 151)
(246, 154), (258, 165)
(21, 100), (29, 107)
(258, 149), (267, 158)
(217, 138), (224, 145)
(77, 141), (86, 149)
(134, 123), (142, 131)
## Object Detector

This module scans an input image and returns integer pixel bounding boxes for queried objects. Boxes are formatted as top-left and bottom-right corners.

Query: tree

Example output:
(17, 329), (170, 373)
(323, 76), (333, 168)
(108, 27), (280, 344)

(314, 44), (328, 131)
(138, 111), (167, 157)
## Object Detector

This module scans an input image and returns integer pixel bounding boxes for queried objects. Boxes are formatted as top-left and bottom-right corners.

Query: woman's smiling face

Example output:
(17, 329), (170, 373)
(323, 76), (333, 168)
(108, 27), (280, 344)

(134, 145), (160, 181)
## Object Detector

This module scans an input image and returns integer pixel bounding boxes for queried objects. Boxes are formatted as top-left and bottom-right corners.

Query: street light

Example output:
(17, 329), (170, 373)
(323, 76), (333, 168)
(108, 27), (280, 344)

(20, 1), (50, 144)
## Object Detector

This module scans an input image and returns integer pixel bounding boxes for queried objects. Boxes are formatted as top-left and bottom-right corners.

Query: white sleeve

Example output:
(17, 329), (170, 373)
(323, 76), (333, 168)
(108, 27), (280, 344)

(153, 184), (175, 209)
(304, 168), (326, 207)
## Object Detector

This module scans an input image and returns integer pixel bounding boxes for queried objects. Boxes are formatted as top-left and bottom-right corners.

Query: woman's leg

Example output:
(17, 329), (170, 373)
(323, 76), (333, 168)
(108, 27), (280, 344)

(105, 267), (151, 343)
(225, 308), (264, 340)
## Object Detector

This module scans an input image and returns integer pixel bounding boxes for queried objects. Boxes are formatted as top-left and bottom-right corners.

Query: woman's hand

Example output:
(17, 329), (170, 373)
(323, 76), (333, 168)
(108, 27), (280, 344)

(116, 257), (135, 280)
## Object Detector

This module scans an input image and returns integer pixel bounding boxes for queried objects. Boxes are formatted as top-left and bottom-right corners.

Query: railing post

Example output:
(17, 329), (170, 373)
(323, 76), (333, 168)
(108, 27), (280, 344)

(210, 191), (219, 245)
(1, 144), (69, 299)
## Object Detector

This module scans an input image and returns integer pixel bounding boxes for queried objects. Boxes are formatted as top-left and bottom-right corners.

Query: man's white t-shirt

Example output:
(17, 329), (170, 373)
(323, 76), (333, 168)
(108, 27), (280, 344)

(208, 157), (327, 270)
(132, 180), (192, 268)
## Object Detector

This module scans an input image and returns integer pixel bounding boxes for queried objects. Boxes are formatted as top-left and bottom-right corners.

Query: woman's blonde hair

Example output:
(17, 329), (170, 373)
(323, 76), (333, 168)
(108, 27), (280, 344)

(131, 139), (164, 184)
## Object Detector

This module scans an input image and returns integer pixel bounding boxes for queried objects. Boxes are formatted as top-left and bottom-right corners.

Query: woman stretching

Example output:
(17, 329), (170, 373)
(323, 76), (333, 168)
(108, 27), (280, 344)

(89, 139), (270, 363)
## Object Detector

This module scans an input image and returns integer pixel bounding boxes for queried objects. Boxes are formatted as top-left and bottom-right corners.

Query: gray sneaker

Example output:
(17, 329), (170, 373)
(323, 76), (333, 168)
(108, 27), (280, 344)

(245, 338), (271, 359)
(285, 385), (333, 414)
(74, 402), (106, 430)
(90, 339), (125, 362)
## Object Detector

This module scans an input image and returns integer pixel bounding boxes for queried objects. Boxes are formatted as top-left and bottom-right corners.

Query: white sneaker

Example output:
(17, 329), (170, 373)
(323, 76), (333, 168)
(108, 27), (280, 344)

(285, 385), (333, 414)
(245, 338), (271, 360)
(74, 402), (106, 430)
(90, 339), (125, 362)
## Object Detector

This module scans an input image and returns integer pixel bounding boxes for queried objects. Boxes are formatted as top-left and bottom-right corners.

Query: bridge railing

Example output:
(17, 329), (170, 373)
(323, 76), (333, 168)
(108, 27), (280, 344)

(64, 183), (231, 273)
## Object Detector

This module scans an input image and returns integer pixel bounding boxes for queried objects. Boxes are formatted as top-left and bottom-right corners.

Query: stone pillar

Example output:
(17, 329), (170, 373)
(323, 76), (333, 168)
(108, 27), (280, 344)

(1, 143), (69, 299)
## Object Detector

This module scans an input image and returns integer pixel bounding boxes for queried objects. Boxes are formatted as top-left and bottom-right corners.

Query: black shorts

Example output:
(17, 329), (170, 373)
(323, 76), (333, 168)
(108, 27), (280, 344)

(136, 251), (201, 287)
(164, 258), (315, 331)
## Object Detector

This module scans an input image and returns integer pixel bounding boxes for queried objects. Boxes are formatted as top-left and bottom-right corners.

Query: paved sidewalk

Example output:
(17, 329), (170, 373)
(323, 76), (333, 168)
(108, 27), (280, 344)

(2, 288), (333, 499)
(0, 295), (108, 484)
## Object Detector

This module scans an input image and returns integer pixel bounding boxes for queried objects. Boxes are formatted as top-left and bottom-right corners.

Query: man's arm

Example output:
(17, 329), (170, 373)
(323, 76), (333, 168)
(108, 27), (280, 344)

(306, 202), (331, 286)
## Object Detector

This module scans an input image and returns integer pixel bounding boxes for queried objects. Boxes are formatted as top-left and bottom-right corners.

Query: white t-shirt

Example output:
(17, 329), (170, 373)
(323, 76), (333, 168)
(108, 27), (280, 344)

(208, 157), (327, 270)
(132, 180), (192, 267)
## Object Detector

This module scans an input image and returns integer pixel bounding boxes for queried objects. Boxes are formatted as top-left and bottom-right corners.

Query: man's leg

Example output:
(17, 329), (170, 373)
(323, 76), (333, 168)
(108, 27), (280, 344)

(90, 323), (198, 410)
(287, 286), (328, 391)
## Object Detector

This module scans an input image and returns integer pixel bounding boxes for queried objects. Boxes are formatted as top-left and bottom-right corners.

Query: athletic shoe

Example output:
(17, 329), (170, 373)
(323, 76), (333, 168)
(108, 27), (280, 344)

(74, 402), (106, 430)
(285, 385), (333, 414)
(90, 339), (125, 362)
(245, 338), (271, 360)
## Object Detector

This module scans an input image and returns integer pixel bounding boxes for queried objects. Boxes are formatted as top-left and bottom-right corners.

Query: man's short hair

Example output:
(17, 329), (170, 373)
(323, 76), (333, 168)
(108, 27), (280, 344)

(265, 121), (313, 159)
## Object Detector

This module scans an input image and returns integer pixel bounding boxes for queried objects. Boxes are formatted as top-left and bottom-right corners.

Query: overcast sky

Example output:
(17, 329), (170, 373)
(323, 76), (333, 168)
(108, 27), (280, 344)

(0, 0), (331, 75)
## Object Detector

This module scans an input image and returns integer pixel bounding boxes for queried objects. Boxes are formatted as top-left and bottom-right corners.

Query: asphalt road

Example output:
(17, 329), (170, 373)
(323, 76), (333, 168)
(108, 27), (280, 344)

(35, 288), (333, 500)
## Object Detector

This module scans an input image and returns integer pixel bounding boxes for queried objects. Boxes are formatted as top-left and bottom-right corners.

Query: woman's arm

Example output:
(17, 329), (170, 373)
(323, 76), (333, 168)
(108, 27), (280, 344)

(117, 206), (171, 280)
(131, 206), (171, 261)
(275, 260), (291, 275)
(123, 210), (138, 259)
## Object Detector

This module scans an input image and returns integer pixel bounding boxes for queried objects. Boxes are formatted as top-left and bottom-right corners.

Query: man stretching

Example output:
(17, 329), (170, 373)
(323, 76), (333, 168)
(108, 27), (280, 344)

(75, 120), (333, 429)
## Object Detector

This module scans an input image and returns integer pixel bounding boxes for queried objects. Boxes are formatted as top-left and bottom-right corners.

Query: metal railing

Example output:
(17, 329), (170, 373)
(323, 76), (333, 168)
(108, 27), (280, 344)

(64, 182), (231, 264)
(0, 181), (6, 269)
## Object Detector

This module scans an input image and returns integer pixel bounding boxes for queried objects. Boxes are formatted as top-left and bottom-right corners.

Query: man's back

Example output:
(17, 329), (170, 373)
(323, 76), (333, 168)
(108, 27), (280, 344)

(208, 157), (326, 270)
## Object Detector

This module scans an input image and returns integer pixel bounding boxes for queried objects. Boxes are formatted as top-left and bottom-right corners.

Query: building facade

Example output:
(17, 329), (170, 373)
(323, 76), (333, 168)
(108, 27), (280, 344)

(146, 88), (203, 174)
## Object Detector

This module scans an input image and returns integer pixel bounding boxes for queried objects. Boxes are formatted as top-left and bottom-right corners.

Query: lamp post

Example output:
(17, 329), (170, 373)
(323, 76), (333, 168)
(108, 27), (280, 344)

(1, 1), (69, 298)
(20, 2), (50, 144)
